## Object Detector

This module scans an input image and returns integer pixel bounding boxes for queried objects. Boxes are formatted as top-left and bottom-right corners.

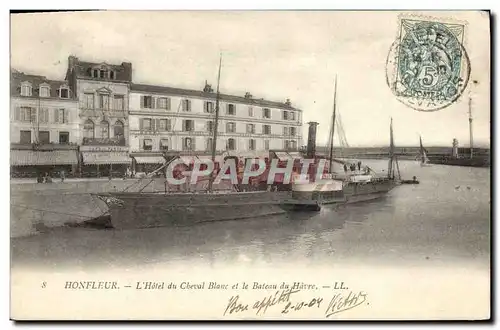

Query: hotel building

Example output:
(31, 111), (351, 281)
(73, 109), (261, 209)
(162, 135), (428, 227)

(65, 56), (132, 177)
(128, 82), (303, 171)
(10, 69), (80, 177)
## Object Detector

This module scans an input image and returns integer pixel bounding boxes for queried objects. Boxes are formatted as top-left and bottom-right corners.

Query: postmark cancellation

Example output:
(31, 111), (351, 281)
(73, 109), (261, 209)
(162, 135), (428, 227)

(386, 16), (471, 112)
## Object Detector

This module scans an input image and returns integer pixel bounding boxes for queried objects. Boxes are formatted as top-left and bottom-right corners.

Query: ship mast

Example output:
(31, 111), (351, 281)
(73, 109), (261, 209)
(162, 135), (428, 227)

(208, 54), (222, 193)
(328, 76), (337, 173)
(468, 97), (474, 159)
(388, 118), (394, 179)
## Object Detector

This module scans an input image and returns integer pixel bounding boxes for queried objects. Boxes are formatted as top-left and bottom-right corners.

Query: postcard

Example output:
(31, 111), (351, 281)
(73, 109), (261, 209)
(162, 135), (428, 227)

(10, 10), (491, 320)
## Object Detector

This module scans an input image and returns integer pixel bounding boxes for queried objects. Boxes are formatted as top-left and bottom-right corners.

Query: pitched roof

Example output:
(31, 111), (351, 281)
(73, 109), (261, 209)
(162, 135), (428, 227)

(10, 69), (74, 99)
(131, 83), (302, 111)
(68, 56), (132, 82)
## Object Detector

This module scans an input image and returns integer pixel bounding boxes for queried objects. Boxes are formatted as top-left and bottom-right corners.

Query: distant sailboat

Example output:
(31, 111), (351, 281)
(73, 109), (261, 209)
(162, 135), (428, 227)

(418, 136), (432, 167)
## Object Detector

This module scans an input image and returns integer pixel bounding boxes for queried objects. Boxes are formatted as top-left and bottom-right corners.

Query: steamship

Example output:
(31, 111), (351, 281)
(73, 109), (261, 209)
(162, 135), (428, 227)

(288, 77), (400, 208)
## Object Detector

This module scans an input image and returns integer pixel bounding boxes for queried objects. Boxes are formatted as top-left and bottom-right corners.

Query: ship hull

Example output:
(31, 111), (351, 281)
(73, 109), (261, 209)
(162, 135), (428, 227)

(342, 179), (397, 204)
(96, 191), (290, 230)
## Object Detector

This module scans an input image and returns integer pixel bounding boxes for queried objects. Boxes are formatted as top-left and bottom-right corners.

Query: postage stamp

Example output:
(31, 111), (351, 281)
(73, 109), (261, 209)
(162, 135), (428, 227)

(386, 16), (471, 112)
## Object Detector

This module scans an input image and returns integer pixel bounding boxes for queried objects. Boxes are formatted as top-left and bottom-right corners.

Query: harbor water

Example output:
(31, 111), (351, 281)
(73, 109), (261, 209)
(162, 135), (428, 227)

(11, 159), (490, 271)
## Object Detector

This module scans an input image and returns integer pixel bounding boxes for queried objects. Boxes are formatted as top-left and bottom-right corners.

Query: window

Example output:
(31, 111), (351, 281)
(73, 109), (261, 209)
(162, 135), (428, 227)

(248, 106), (254, 117)
(182, 99), (191, 112)
(99, 94), (110, 109)
(141, 96), (153, 108)
(183, 137), (194, 151)
(39, 108), (49, 123)
(247, 124), (255, 134)
(157, 97), (170, 110)
(207, 121), (214, 133)
(227, 138), (236, 151)
(84, 120), (95, 138)
(263, 124), (271, 135)
(110, 71), (115, 80)
(206, 138), (214, 151)
(290, 127), (296, 136)
(59, 132), (69, 144)
(54, 109), (67, 123)
(183, 120), (194, 132)
(249, 139), (256, 151)
(204, 101), (214, 113)
(290, 140), (297, 150)
(21, 83), (32, 97)
(283, 127), (289, 136)
(263, 108), (271, 119)
(20, 131), (31, 144)
(93, 69), (98, 78)
(290, 111), (296, 120)
(59, 88), (69, 99)
(142, 139), (153, 151)
(39, 86), (50, 97)
(83, 93), (94, 109)
(226, 122), (236, 133)
(114, 120), (124, 138)
(227, 104), (235, 115)
(264, 140), (270, 151)
(38, 131), (50, 144)
(158, 119), (170, 131)
(100, 121), (109, 138)
(142, 118), (152, 130)
(160, 139), (169, 151)
(284, 140), (290, 149)
(113, 95), (124, 110)
(99, 70), (106, 79)
(19, 107), (35, 122)
(282, 111), (289, 120)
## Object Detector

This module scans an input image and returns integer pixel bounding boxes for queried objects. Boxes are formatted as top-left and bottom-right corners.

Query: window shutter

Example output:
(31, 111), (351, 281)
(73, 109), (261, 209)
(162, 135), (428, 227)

(30, 108), (36, 123)
(139, 138), (143, 151)
(65, 109), (69, 123)
(140, 96), (144, 108)
(155, 119), (160, 131)
(151, 97), (156, 109)
(203, 101), (207, 113)
(139, 118), (144, 130)
(150, 118), (156, 132)
(191, 137), (196, 151)
(181, 137), (185, 150)
(14, 107), (20, 121)
(166, 98), (171, 110)
(166, 119), (171, 131)
(53, 108), (59, 123)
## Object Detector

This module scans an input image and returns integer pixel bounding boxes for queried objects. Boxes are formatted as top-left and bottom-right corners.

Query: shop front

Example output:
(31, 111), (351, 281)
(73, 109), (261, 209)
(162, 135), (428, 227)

(80, 146), (131, 178)
(10, 147), (79, 178)
(131, 152), (167, 176)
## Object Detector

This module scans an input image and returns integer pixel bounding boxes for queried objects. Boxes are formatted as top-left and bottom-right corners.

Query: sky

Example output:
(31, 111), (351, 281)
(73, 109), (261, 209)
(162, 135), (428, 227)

(10, 10), (491, 147)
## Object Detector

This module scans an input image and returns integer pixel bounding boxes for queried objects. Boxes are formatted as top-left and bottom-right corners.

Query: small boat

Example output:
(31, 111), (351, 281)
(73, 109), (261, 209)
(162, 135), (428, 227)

(401, 176), (420, 185)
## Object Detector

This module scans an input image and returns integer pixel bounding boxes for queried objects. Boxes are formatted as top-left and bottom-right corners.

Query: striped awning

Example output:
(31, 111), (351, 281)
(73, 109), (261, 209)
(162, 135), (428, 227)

(134, 156), (166, 164)
(10, 149), (78, 166)
(82, 151), (130, 165)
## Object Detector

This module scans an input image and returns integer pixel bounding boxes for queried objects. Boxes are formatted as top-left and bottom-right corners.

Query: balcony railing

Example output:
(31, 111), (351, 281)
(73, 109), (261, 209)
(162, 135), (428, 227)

(82, 137), (126, 146)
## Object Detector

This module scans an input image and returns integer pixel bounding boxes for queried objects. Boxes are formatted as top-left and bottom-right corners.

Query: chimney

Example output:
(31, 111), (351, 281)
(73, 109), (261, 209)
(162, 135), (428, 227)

(306, 122), (319, 159)
(285, 98), (291, 106)
(244, 92), (252, 99)
(68, 55), (78, 69)
(122, 62), (133, 82)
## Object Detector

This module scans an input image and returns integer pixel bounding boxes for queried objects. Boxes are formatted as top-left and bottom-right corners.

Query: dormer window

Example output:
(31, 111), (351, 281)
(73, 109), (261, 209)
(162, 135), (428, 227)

(20, 82), (32, 97)
(59, 86), (69, 99)
(110, 71), (115, 80)
(92, 69), (98, 78)
(99, 70), (106, 79)
(39, 85), (50, 97)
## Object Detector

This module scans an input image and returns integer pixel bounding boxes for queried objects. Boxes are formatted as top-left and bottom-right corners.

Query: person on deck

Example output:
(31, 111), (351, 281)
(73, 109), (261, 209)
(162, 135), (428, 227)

(357, 161), (362, 171)
(343, 164), (348, 172)
(60, 170), (66, 183)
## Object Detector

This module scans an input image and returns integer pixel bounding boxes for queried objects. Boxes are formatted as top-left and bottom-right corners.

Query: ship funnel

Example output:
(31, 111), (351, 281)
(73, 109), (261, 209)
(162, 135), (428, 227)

(306, 121), (319, 158)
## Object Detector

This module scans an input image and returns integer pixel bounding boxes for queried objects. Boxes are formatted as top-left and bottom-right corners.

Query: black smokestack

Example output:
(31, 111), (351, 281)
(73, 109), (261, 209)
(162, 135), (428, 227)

(306, 122), (319, 159)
